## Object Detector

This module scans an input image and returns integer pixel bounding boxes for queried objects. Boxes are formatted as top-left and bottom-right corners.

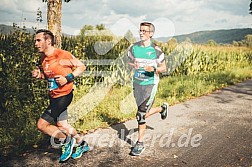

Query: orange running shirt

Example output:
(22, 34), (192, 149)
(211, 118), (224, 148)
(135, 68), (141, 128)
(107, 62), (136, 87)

(42, 49), (82, 98)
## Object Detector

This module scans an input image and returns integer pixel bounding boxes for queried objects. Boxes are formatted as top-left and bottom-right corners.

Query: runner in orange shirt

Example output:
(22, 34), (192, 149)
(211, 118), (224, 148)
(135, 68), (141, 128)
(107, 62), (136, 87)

(32, 29), (88, 162)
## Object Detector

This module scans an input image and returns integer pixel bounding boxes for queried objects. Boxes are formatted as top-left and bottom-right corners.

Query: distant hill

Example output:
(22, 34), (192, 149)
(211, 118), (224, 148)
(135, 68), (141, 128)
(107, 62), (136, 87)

(156, 28), (252, 44)
(1, 24), (251, 44)
(0, 24), (35, 34)
(0, 24), (69, 36)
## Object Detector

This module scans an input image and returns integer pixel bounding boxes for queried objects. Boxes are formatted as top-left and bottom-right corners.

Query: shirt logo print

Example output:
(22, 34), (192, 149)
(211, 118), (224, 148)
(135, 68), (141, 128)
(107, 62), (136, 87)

(146, 52), (153, 56)
(45, 63), (50, 71)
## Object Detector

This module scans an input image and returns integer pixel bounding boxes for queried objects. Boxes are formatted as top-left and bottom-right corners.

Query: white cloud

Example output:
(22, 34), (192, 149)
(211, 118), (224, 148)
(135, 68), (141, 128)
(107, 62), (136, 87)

(0, 0), (18, 13)
(0, 0), (46, 28)
(0, 0), (251, 36)
(16, 0), (44, 13)
(152, 17), (176, 38)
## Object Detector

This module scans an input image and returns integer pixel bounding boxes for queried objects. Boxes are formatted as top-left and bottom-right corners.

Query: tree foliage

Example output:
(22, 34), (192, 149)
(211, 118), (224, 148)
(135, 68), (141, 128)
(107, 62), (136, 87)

(244, 34), (252, 47)
(207, 39), (217, 46)
(0, 27), (48, 155)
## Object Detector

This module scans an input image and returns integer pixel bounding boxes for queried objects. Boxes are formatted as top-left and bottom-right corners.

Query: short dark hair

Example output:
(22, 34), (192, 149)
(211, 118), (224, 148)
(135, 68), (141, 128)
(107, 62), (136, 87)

(36, 29), (55, 46)
(140, 22), (155, 33)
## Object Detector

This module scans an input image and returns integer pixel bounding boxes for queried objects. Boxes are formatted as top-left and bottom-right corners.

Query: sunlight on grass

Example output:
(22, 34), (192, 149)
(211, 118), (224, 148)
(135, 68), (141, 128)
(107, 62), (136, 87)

(71, 66), (252, 132)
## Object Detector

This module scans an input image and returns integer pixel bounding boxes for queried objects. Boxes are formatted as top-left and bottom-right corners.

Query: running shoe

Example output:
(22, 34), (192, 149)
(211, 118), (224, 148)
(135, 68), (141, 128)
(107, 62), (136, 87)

(160, 102), (168, 120)
(59, 137), (76, 162)
(130, 142), (145, 156)
(71, 141), (89, 159)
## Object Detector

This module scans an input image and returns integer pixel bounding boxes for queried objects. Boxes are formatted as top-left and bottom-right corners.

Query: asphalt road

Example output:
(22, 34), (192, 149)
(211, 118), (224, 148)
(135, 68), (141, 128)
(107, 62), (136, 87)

(2, 79), (252, 167)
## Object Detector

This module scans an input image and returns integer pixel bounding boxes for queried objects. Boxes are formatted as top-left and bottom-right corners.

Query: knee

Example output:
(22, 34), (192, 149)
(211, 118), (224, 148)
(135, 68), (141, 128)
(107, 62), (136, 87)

(57, 121), (72, 131)
(136, 110), (146, 125)
(37, 119), (48, 132)
(37, 120), (45, 132)
(57, 121), (68, 128)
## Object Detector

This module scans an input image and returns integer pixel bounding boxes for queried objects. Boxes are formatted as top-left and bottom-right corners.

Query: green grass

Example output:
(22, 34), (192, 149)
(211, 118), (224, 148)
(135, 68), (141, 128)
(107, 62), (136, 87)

(70, 66), (252, 132)
(156, 66), (252, 105)
(70, 84), (136, 132)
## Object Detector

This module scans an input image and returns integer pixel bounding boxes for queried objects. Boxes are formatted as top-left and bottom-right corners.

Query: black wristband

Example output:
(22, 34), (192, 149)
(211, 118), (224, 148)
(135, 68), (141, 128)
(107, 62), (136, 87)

(65, 73), (74, 83)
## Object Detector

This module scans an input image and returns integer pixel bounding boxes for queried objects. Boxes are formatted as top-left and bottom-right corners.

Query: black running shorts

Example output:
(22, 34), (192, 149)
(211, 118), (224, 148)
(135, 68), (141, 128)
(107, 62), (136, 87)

(41, 91), (73, 123)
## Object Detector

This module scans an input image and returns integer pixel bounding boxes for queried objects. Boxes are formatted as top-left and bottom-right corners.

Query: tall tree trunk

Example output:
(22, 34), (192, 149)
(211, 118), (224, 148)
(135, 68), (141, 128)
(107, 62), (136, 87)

(47, 0), (62, 48)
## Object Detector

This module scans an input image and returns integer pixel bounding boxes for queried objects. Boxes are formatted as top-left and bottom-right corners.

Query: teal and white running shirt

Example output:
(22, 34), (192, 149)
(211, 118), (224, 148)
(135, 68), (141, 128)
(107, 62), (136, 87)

(128, 41), (165, 86)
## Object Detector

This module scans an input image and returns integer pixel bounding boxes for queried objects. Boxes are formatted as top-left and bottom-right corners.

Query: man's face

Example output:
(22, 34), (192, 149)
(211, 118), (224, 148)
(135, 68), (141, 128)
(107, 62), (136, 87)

(35, 32), (49, 53)
(139, 25), (153, 41)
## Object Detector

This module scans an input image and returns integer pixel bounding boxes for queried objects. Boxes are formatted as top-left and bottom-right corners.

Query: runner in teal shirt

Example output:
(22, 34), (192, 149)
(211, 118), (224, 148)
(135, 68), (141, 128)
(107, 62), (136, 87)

(128, 22), (169, 156)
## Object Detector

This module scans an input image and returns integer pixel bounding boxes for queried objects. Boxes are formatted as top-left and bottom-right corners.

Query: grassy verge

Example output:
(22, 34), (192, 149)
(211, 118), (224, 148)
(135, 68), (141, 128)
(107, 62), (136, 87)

(70, 66), (252, 132)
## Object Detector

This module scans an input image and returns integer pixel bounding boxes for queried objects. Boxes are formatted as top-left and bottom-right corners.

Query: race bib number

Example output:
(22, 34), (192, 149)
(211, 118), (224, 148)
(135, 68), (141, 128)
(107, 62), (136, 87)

(134, 70), (149, 81)
(48, 78), (58, 91)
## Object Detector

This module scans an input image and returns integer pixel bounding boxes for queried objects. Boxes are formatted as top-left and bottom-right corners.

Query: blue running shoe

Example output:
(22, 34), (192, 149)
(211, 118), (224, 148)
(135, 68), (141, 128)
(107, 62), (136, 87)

(59, 137), (76, 162)
(71, 141), (89, 159)
(130, 141), (145, 156)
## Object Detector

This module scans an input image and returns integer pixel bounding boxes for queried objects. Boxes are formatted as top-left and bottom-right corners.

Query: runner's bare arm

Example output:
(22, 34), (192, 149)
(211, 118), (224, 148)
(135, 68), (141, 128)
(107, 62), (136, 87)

(56, 58), (86, 86)
(156, 61), (166, 73)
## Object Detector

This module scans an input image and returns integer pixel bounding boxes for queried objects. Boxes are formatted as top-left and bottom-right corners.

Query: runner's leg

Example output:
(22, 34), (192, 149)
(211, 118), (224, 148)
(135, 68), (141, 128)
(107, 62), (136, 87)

(37, 118), (67, 139)
(57, 120), (82, 144)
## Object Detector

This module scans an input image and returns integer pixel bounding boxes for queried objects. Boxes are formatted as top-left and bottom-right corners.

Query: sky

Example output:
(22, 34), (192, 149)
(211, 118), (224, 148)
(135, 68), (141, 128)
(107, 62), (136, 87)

(0, 0), (251, 38)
